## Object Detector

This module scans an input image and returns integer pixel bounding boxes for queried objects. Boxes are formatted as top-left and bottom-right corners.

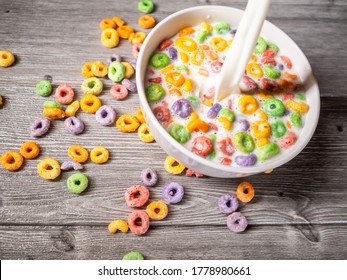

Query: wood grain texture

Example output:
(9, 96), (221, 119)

(0, 0), (346, 259)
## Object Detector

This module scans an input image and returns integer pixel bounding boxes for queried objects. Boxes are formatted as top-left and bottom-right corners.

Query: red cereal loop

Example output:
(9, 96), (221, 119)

(128, 210), (150, 235)
(153, 106), (171, 122)
(148, 77), (162, 84)
(124, 185), (149, 208)
(186, 169), (204, 177)
(208, 122), (218, 131)
(110, 84), (129, 100)
(161, 100), (168, 107)
(261, 56), (277, 66)
(217, 137), (235, 156)
(218, 157), (232, 165)
(280, 132), (297, 148)
(263, 49), (276, 57)
(192, 136), (213, 157)
(282, 93), (295, 102)
(159, 39), (173, 51)
(262, 78), (279, 92)
(280, 55), (292, 69)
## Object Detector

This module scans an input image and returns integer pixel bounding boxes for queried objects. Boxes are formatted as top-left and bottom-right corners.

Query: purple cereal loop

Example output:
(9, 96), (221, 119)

(278, 64), (284, 71)
(172, 99), (192, 118)
(72, 161), (83, 170)
(235, 154), (257, 167)
(207, 103), (222, 118)
(62, 160), (84, 171)
(168, 47), (177, 60)
(227, 212), (248, 233)
(121, 78), (137, 93)
(162, 182), (184, 204)
(231, 29), (237, 37)
(30, 117), (51, 137)
(237, 119), (250, 132)
(140, 168), (158, 187)
(95, 105), (116, 126)
(218, 194), (239, 214)
(64, 116), (85, 135)
(107, 54), (122, 66)
(130, 59), (137, 69)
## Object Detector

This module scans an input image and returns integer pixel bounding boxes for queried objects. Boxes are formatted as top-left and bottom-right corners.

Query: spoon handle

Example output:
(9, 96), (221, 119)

(214, 0), (272, 103)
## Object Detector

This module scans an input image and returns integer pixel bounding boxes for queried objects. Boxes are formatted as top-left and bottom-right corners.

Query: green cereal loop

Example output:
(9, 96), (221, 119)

(43, 100), (62, 110)
(146, 84), (166, 103)
(186, 96), (200, 109)
(209, 133), (217, 143)
(67, 173), (88, 194)
(208, 149), (216, 160)
(168, 124), (190, 144)
(233, 132), (255, 154)
(219, 108), (235, 122)
(108, 61), (125, 83)
(36, 80), (52, 97)
(122, 251), (144, 260)
(196, 30), (212, 44)
(263, 98), (285, 117)
(214, 22), (231, 34)
(295, 94), (306, 101)
(263, 65), (281, 79)
(137, 0), (154, 14)
(267, 42), (279, 53)
(257, 143), (280, 161)
(290, 112), (302, 128)
(254, 36), (267, 54)
(175, 65), (188, 71)
(150, 53), (170, 69)
(81, 77), (103, 95)
(271, 121), (287, 138)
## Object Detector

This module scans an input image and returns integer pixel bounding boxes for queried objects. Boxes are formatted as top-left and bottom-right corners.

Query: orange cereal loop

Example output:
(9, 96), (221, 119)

(43, 107), (65, 119)
(113, 16), (125, 27)
(116, 114), (140, 132)
(198, 45), (210, 51)
(0, 50), (15, 67)
(135, 108), (145, 124)
(80, 95), (102, 114)
(179, 27), (195, 37)
(101, 28), (119, 48)
(128, 32), (135, 42)
(284, 72), (297, 80)
(206, 50), (219, 61)
(20, 142), (40, 159)
(100, 18), (116, 30)
(165, 72), (185, 87)
(168, 88), (182, 97)
(81, 62), (94, 78)
(68, 145), (89, 163)
(91, 61), (108, 78)
(236, 182), (255, 203)
(1, 151), (24, 171)
(117, 25), (134, 39)
(138, 15), (156, 29)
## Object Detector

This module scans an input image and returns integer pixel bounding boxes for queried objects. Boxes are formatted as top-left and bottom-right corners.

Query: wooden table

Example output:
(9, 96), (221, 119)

(0, 0), (346, 260)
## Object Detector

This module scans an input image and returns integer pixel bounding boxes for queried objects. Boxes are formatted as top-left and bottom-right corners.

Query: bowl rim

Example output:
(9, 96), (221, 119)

(136, 5), (320, 174)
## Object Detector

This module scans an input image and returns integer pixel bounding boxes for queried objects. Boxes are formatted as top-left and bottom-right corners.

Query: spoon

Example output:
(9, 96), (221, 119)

(213, 0), (272, 103)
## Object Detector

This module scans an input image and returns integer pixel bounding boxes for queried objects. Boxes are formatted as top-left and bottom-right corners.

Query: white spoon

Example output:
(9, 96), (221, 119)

(213, 0), (272, 103)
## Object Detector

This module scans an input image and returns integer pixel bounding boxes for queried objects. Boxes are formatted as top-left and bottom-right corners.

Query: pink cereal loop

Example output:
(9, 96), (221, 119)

(280, 132), (297, 148)
(204, 87), (215, 99)
(124, 185), (149, 208)
(55, 84), (74, 105)
(132, 44), (142, 59)
(186, 168), (204, 177)
(128, 210), (150, 235)
(110, 84), (128, 100)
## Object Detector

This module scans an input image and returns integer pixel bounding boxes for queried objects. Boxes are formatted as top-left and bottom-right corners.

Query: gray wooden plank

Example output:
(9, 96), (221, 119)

(0, 224), (346, 260)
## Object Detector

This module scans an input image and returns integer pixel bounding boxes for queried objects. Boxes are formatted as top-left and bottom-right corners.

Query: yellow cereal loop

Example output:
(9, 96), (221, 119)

(90, 146), (109, 164)
(251, 121), (271, 138)
(92, 61), (108, 78)
(99, 18), (116, 30)
(175, 38), (197, 52)
(0, 50), (15, 67)
(108, 220), (129, 234)
(160, 65), (174, 74)
(146, 201), (168, 220)
(181, 78), (193, 92)
(128, 32), (135, 43)
(203, 99), (213, 107)
(65, 101), (80, 117)
(257, 90), (273, 101)
(179, 52), (189, 63)
(256, 138), (270, 148)
(80, 95), (102, 114)
(138, 123), (155, 143)
(37, 158), (61, 180)
(121, 62), (135, 79)
(164, 156), (185, 175)
(68, 145), (89, 163)
(191, 50), (205, 66)
(200, 22), (213, 31)
(187, 117), (209, 133)
(132, 32), (146, 44)
(82, 62), (95, 78)
(285, 100), (309, 114)
(179, 27), (195, 37)
(238, 95), (259, 115)
(101, 28), (120, 48)
(246, 63), (263, 79)
(210, 38), (227, 52)
(264, 169), (274, 174)
(218, 116), (232, 131)
(256, 109), (268, 120)
(249, 55), (257, 63)
(116, 114), (140, 132)
(135, 108), (145, 124)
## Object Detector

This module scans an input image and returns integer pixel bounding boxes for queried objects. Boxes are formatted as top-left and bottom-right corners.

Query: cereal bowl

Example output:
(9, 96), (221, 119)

(136, 5), (320, 178)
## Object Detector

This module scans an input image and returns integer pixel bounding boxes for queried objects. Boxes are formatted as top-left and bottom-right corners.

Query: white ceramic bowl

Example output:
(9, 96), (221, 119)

(136, 5), (320, 178)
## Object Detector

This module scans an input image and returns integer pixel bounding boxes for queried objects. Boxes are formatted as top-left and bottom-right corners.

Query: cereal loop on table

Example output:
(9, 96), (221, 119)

(164, 156), (185, 174)
(116, 114), (140, 132)
(37, 158), (61, 180)
(146, 201), (168, 220)
(236, 182), (255, 203)
(125, 185), (150, 208)
(110, 84), (128, 100)
(43, 107), (65, 119)
(108, 220), (129, 234)
(1, 151), (23, 171)
(55, 84), (74, 105)
(90, 146), (109, 164)
(138, 123), (155, 143)
(117, 25), (133, 39)
(135, 108), (145, 124)
(65, 101), (80, 117)
(80, 94), (102, 114)
(92, 61), (108, 78)
(81, 62), (95, 78)
(128, 210), (150, 235)
(68, 145), (89, 163)
(121, 62), (135, 79)
(101, 28), (119, 48)
(20, 142), (40, 159)
(81, 77), (103, 95)
(138, 15), (155, 29)
(0, 50), (15, 67)
(99, 18), (116, 30)
(67, 173), (89, 194)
